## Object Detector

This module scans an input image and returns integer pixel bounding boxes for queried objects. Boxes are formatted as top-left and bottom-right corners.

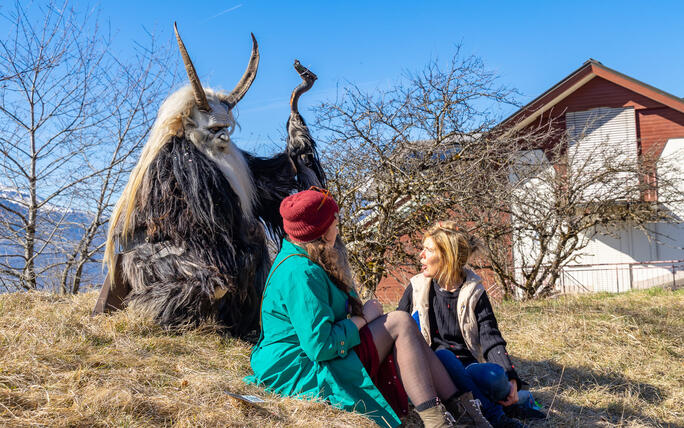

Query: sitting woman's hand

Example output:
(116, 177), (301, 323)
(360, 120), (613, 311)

(362, 299), (384, 323)
(497, 380), (519, 406)
(350, 315), (367, 330)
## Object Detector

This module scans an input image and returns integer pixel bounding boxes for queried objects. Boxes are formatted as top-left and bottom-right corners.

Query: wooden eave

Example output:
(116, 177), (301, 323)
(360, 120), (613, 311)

(500, 59), (684, 132)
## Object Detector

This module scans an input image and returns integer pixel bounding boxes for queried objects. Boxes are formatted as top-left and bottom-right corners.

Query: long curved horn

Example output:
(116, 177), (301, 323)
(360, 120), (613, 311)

(290, 59), (317, 114)
(221, 33), (259, 109)
(174, 22), (210, 112)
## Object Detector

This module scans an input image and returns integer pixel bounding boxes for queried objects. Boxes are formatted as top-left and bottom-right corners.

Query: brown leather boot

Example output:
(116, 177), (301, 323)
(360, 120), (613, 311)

(417, 403), (456, 428)
(444, 392), (493, 428)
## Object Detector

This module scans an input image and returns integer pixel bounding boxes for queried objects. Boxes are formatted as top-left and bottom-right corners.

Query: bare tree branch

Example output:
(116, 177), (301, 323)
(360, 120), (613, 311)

(315, 52), (683, 300)
(0, 1), (176, 292)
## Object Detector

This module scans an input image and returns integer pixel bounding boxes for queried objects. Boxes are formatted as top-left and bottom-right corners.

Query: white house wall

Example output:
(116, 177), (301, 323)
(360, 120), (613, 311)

(657, 138), (684, 217)
(511, 138), (684, 294)
(560, 138), (684, 293)
(563, 224), (662, 292)
(655, 137), (684, 261)
(510, 150), (557, 283)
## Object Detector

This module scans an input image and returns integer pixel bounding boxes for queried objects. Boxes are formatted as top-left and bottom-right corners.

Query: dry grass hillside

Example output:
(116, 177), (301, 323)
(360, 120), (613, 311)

(0, 288), (682, 427)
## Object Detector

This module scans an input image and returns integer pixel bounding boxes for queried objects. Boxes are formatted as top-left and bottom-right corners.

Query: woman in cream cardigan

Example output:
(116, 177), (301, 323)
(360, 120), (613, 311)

(398, 221), (544, 428)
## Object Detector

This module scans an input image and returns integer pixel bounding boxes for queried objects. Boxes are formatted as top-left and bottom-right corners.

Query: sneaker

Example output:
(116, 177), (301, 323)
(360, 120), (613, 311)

(492, 414), (527, 428)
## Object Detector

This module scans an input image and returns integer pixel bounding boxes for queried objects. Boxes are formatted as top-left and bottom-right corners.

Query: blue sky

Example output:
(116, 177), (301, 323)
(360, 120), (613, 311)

(16, 1), (684, 154)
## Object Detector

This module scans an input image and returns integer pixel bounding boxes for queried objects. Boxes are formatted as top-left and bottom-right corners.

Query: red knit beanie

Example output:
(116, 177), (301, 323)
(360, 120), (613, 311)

(280, 189), (339, 242)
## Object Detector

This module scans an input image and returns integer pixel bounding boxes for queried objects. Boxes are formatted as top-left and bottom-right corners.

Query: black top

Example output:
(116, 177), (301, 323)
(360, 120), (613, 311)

(397, 279), (521, 386)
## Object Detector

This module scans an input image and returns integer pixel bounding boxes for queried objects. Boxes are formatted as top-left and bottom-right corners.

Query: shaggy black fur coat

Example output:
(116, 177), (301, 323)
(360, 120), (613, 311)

(120, 136), (296, 336)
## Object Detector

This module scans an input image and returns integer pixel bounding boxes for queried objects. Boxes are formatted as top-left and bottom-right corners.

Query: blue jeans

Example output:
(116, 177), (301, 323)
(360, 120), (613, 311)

(436, 349), (507, 423)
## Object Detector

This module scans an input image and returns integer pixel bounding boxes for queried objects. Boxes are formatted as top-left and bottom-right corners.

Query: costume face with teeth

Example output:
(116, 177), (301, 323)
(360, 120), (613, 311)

(184, 100), (235, 152)
(184, 98), (255, 218)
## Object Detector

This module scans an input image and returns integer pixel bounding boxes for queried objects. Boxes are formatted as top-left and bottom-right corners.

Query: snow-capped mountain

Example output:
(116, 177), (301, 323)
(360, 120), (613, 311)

(0, 185), (105, 291)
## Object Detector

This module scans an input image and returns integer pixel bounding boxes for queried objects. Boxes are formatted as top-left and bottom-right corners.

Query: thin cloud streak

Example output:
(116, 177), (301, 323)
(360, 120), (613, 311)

(205, 4), (242, 22)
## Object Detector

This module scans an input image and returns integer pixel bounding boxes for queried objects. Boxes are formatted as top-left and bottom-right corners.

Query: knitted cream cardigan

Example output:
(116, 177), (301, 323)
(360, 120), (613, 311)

(409, 268), (486, 362)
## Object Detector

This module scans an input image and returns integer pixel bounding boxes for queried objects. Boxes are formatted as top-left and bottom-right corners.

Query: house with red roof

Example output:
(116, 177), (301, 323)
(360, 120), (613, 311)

(500, 59), (684, 293)
(375, 60), (684, 302)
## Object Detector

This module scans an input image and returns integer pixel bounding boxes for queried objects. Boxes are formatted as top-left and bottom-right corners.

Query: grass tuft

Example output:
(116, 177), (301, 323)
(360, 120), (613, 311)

(498, 289), (684, 427)
(0, 291), (374, 427)
(1, 289), (682, 427)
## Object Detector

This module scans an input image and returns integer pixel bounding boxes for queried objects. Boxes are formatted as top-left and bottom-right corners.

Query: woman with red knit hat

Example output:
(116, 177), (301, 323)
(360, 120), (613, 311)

(246, 189), (491, 428)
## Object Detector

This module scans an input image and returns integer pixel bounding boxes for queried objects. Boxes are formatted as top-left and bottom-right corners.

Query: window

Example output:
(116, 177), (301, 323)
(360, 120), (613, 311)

(566, 107), (638, 201)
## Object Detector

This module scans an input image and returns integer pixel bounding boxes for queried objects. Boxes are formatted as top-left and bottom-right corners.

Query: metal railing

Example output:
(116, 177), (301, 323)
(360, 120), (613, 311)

(517, 260), (684, 294)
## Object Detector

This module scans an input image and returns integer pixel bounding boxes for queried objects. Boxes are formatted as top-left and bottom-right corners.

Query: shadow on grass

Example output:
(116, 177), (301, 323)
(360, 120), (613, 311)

(517, 358), (681, 428)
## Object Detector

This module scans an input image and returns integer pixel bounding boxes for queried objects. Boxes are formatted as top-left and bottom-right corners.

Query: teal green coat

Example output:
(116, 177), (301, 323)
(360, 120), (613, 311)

(245, 239), (400, 427)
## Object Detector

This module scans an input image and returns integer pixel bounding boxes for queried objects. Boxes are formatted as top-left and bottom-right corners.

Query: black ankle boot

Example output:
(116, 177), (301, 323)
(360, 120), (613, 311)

(444, 392), (492, 428)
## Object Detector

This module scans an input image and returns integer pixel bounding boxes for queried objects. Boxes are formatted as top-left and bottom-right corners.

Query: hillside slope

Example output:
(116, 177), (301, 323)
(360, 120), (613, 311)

(0, 289), (682, 427)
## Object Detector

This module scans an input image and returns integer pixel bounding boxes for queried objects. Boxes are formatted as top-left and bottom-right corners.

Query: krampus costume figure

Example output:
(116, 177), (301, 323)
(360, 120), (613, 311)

(93, 24), (325, 337)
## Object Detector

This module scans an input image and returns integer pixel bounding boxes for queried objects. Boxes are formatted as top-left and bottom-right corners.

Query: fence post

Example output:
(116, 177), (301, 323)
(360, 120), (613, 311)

(628, 264), (633, 291)
(561, 267), (565, 294)
(616, 265), (620, 293)
(673, 263), (677, 290)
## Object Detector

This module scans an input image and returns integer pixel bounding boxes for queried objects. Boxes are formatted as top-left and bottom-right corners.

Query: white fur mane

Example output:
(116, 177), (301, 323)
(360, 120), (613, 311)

(199, 140), (255, 218)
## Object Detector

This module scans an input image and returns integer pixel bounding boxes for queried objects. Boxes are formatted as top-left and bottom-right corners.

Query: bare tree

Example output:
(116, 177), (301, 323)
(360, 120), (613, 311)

(480, 122), (684, 298)
(0, 2), (174, 292)
(315, 54), (684, 300)
(314, 49), (519, 296)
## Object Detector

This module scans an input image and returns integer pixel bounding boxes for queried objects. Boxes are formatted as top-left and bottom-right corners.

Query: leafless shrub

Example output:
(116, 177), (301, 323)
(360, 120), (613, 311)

(315, 48), (519, 296)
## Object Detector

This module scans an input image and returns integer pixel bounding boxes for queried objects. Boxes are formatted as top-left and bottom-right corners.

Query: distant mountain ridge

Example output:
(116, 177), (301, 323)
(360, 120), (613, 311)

(0, 185), (94, 217)
(0, 185), (105, 291)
